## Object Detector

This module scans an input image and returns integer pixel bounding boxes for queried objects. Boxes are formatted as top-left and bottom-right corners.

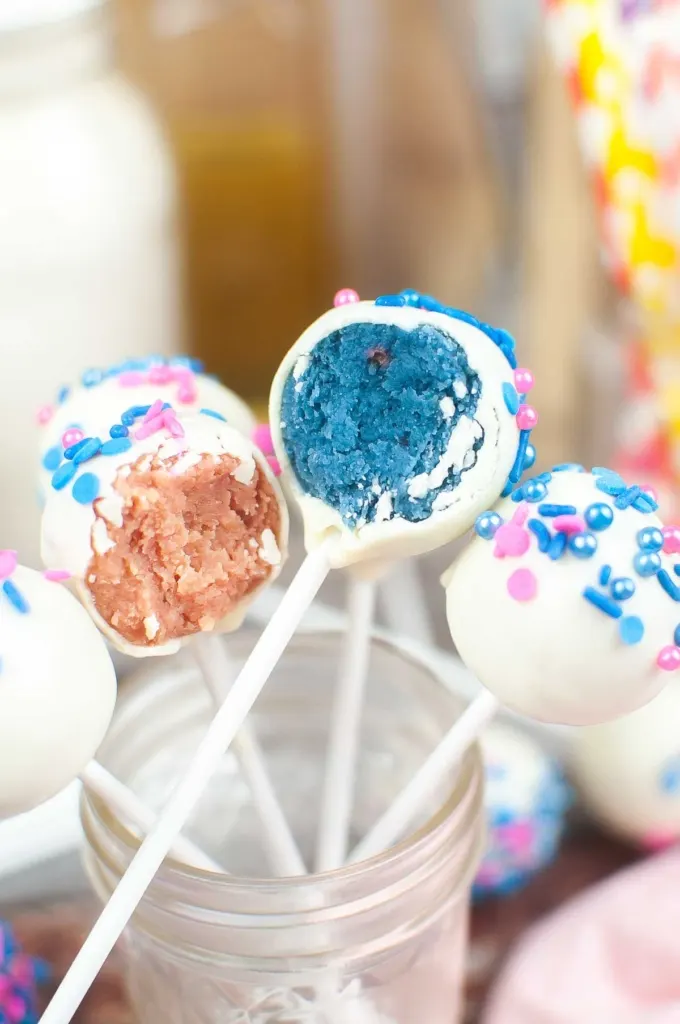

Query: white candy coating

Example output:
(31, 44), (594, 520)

(270, 300), (521, 570)
(444, 470), (678, 725)
(0, 565), (116, 816)
(573, 684), (680, 848)
(41, 411), (288, 657)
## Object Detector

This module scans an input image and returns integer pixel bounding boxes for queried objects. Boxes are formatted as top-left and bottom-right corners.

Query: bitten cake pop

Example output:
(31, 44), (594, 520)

(444, 466), (679, 725)
(0, 557), (116, 816)
(41, 402), (288, 657)
(573, 683), (680, 849)
(474, 725), (571, 898)
(270, 289), (537, 569)
(38, 356), (256, 498)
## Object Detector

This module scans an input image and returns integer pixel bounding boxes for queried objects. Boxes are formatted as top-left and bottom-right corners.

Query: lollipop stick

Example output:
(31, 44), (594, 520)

(81, 762), (220, 873)
(349, 689), (499, 862)
(39, 545), (331, 1024)
(193, 635), (307, 876)
(315, 576), (376, 871)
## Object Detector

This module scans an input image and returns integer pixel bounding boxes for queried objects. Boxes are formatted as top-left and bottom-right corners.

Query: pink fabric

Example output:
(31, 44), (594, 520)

(483, 847), (680, 1023)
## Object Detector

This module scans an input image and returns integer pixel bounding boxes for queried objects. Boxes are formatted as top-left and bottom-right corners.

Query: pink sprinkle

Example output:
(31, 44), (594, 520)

(143, 399), (165, 422)
(512, 502), (529, 526)
(642, 829), (678, 851)
(148, 365), (173, 385)
(494, 522), (530, 558)
(118, 371), (145, 388)
(0, 551), (17, 581)
(252, 423), (274, 455)
(36, 405), (54, 426)
(553, 514), (586, 535)
(663, 525), (680, 555)
(135, 415), (164, 440)
(267, 455), (282, 477)
(61, 427), (84, 449)
(43, 569), (71, 582)
(516, 404), (539, 430)
(497, 820), (535, 852)
(514, 368), (534, 394)
(162, 409), (185, 438)
(333, 288), (360, 307)
(6, 995), (25, 1021)
(657, 645), (680, 671)
(177, 386), (197, 404)
(507, 567), (537, 601)
(641, 484), (659, 503)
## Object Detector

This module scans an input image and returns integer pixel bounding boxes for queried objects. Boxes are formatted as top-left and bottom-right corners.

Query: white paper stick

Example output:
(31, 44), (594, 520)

(39, 545), (331, 1024)
(81, 762), (220, 873)
(315, 576), (376, 872)
(193, 634), (306, 876)
(350, 689), (499, 863)
(379, 560), (435, 647)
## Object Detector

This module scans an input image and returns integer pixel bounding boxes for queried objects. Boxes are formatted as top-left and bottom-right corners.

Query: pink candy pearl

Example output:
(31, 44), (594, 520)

(61, 427), (84, 448)
(36, 405), (54, 425)
(333, 288), (360, 307)
(0, 550), (17, 581)
(657, 645), (680, 671)
(516, 405), (538, 430)
(507, 567), (537, 602)
(663, 525), (680, 555)
(514, 368), (534, 393)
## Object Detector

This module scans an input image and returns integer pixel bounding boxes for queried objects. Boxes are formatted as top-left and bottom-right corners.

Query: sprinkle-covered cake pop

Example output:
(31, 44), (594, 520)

(269, 290), (537, 569)
(573, 683), (680, 849)
(0, 920), (50, 1024)
(41, 402), (288, 657)
(474, 724), (571, 898)
(38, 356), (257, 497)
(444, 467), (680, 725)
(0, 558), (116, 816)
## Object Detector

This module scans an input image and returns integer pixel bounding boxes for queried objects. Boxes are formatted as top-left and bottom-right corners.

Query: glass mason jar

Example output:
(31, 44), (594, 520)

(81, 631), (484, 1024)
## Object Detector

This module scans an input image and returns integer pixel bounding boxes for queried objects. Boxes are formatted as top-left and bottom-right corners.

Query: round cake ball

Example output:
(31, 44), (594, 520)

(38, 356), (256, 498)
(444, 467), (680, 725)
(573, 684), (680, 849)
(41, 403), (288, 657)
(270, 290), (533, 569)
(474, 724), (570, 898)
(0, 559), (116, 816)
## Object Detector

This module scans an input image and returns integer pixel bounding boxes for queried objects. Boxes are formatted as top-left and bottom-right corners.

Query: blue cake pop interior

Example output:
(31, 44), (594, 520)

(280, 320), (484, 526)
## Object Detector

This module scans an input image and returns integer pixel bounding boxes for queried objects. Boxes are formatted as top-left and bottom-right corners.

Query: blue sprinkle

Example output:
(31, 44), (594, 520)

(42, 446), (62, 472)
(552, 463), (585, 473)
(615, 485), (643, 510)
(63, 438), (88, 460)
(2, 579), (29, 614)
(523, 443), (537, 472)
(72, 472), (100, 505)
(508, 430), (531, 484)
(633, 492), (659, 513)
(51, 461), (77, 490)
(535, 472), (553, 483)
(660, 759), (680, 794)
(674, 624), (680, 646)
(611, 577), (635, 601)
(474, 511), (503, 540)
(120, 410), (137, 426)
(584, 502), (614, 531)
(596, 475), (626, 497)
(130, 405), (152, 417)
(657, 569), (680, 601)
(502, 382), (520, 415)
(56, 385), (70, 404)
(620, 616), (645, 645)
(538, 504), (577, 517)
(100, 437), (132, 456)
(637, 527), (664, 552)
(583, 586), (622, 618)
(548, 532), (567, 560)
(109, 423), (129, 438)
(568, 532), (597, 559)
(81, 368), (104, 388)
(524, 480), (547, 503)
(599, 565), (612, 586)
(593, 466), (620, 478)
(511, 488), (525, 502)
(675, 565), (680, 578)
(500, 479), (514, 498)
(634, 552), (662, 577)
(528, 518), (551, 552)
(200, 407), (227, 422)
(73, 437), (102, 464)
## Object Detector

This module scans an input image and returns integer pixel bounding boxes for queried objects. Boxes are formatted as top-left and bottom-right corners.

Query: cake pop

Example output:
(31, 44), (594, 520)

(573, 683), (680, 849)
(41, 402), (288, 657)
(0, 558), (116, 816)
(0, 920), (50, 1024)
(444, 466), (678, 726)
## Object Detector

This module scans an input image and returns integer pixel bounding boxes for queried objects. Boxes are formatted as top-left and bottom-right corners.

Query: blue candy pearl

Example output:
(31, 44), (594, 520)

(568, 532), (597, 558)
(524, 480), (548, 503)
(523, 444), (537, 471)
(637, 527), (664, 552)
(584, 502), (614, 531)
(475, 512), (502, 540)
(611, 577), (635, 601)
(674, 624), (680, 647)
(634, 552), (662, 577)
(109, 423), (129, 438)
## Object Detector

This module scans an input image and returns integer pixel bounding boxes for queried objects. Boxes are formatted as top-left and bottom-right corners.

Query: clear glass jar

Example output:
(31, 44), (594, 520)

(81, 631), (484, 1024)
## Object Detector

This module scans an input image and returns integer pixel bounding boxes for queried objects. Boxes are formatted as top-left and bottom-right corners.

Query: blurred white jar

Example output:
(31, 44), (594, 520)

(0, 0), (182, 565)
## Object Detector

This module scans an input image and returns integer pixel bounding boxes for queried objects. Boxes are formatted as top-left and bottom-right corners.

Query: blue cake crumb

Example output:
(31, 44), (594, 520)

(280, 321), (484, 526)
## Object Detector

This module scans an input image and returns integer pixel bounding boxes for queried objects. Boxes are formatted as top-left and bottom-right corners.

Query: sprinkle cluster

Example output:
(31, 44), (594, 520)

(0, 553), (72, 674)
(251, 423), (281, 477)
(473, 465), (680, 669)
(0, 921), (50, 1024)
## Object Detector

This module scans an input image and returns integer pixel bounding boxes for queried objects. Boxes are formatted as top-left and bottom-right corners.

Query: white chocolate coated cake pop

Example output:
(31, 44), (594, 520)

(573, 684), (680, 849)
(42, 402), (288, 657)
(444, 467), (680, 725)
(270, 289), (537, 569)
(0, 557), (116, 816)
(38, 356), (256, 498)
